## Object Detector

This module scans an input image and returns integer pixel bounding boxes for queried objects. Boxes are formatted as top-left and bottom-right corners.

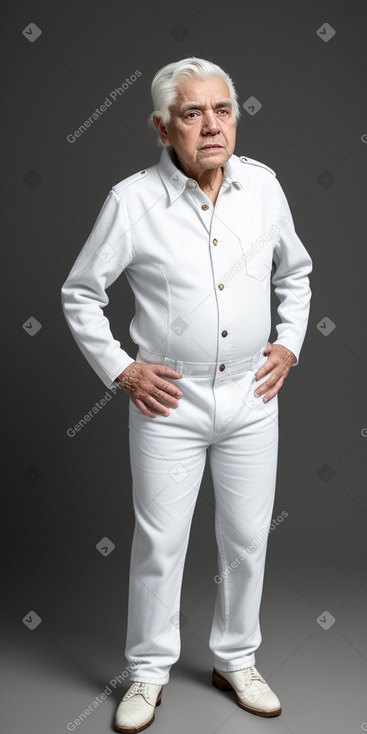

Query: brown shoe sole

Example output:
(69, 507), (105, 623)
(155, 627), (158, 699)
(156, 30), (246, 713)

(212, 668), (281, 717)
(114, 689), (162, 733)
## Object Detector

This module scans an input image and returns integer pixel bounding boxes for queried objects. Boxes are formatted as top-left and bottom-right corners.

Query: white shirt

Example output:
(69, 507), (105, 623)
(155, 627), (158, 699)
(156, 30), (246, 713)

(61, 145), (312, 388)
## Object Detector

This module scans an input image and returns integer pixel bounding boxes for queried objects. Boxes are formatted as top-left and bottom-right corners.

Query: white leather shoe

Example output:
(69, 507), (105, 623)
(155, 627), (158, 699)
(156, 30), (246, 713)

(212, 666), (281, 717)
(114, 681), (163, 733)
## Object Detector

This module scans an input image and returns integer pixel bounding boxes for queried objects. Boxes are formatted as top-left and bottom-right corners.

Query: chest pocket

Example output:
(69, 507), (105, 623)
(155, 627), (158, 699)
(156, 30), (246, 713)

(244, 241), (274, 282)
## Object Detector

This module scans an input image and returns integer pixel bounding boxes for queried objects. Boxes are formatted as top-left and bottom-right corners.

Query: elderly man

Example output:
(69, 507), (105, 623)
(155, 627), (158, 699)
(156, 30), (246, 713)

(61, 57), (312, 732)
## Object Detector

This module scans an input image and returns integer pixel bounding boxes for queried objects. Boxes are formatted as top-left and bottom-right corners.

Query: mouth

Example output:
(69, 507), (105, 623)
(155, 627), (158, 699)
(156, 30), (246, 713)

(201, 144), (223, 151)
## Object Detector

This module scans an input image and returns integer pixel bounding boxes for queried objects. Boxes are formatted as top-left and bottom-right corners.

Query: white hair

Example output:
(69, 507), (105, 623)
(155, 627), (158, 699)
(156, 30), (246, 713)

(148, 56), (241, 130)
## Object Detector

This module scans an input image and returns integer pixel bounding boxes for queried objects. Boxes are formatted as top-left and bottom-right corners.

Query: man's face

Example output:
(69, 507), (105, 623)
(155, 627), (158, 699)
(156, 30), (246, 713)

(154, 75), (237, 177)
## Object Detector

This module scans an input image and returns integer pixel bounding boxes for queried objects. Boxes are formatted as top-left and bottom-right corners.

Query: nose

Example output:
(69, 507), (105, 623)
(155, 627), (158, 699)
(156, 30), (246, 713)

(201, 111), (221, 134)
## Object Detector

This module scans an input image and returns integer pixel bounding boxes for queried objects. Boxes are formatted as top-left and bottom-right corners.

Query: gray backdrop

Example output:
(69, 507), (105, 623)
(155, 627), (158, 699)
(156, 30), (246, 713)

(1, 1), (366, 733)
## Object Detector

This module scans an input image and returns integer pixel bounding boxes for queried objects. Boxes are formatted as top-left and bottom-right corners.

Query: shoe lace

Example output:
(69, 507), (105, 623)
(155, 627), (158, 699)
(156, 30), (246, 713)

(242, 666), (266, 684)
(130, 682), (150, 696)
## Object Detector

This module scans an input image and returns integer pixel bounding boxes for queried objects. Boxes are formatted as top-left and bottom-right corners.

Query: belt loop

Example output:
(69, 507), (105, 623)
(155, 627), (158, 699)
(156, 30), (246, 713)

(250, 348), (262, 370)
(176, 360), (183, 375)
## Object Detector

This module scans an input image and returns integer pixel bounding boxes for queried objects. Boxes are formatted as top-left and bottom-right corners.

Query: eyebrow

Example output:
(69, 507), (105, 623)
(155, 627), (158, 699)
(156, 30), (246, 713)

(179, 100), (232, 115)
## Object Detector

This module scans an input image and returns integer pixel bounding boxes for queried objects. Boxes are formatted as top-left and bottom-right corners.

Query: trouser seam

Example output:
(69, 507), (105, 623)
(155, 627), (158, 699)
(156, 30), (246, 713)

(215, 509), (230, 644)
(171, 546), (188, 656)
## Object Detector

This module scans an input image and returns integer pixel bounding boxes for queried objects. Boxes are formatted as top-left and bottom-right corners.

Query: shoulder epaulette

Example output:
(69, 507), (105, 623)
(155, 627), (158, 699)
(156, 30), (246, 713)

(113, 168), (148, 193)
(239, 156), (276, 177)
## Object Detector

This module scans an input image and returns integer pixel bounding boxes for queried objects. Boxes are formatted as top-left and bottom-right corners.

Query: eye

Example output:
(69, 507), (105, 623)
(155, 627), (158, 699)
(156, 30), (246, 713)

(217, 109), (229, 115)
(186, 112), (199, 118)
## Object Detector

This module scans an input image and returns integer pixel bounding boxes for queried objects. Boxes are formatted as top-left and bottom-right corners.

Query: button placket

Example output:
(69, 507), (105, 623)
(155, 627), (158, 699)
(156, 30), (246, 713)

(187, 188), (213, 234)
(209, 216), (227, 377)
(208, 212), (238, 374)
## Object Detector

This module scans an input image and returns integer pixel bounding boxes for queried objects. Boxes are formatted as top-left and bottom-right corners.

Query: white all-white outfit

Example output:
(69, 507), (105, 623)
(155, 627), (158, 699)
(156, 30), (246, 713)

(61, 145), (312, 685)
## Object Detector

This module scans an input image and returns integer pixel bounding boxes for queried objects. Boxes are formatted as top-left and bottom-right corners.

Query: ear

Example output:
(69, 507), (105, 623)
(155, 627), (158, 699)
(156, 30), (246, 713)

(153, 115), (170, 146)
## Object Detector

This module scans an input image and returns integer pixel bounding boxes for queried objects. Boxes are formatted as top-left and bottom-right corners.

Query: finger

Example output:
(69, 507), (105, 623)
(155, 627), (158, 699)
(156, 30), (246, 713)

(255, 362), (269, 380)
(148, 384), (182, 408)
(255, 357), (278, 379)
(143, 394), (172, 416)
(261, 378), (284, 402)
(254, 373), (279, 396)
(134, 397), (169, 418)
(133, 397), (160, 418)
(255, 356), (284, 380)
(151, 364), (183, 379)
(153, 376), (184, 399)
(263, 341), (272, 355)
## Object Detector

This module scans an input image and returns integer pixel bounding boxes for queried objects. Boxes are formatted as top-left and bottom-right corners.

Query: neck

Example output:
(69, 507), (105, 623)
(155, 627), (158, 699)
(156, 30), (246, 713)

(197, 166), (224, 193)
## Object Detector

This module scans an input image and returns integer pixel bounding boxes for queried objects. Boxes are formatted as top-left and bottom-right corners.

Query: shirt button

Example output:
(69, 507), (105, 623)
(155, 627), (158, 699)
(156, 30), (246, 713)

(213, 238), (218, 246)
(221, 330), (228, 337)
(219, 364), (225, 372)
(187, 180), (197, 189)
(140, 170), (146, 175)
(201, 204), (209, 210)
(218, 283), (224, 290)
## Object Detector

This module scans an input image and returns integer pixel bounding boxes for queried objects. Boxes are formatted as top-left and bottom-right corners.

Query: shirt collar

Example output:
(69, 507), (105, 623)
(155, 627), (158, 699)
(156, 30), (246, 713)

(157, 145), (243, 205)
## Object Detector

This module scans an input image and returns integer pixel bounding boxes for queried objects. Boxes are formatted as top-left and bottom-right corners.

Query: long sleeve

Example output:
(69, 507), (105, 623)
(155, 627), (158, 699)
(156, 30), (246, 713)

(61, 188), (136, 387)
(271, 179), (313, 366)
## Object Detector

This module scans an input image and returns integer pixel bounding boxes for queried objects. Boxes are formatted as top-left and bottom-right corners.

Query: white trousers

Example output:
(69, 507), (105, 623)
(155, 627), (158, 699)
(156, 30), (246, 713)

(125, 345), (279, 685)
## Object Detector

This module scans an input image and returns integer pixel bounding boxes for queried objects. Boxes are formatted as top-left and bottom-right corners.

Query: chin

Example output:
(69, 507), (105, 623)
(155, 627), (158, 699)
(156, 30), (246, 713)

(199, 149), (227, 160)
(200, 157), (223, 167)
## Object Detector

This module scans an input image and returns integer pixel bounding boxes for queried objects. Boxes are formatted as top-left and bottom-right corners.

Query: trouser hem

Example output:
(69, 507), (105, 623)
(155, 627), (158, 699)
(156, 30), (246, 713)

(213, 655), (256, 672)
(129, 675), (169, 685)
